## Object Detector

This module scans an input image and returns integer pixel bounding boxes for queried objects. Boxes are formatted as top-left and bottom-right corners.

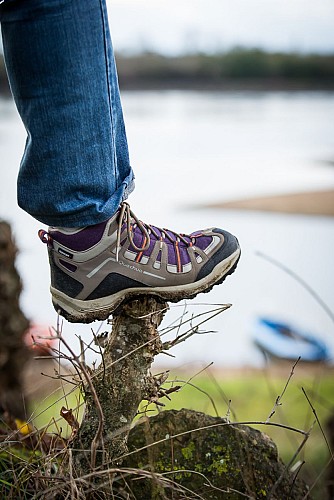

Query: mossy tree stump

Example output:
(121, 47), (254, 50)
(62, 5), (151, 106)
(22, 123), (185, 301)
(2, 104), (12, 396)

(73, 297), (168, 474)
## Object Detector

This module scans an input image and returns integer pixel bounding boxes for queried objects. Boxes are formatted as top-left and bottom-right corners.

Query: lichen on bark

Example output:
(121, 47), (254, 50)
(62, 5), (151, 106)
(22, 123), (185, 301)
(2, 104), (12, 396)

(72, 296), (168, 473)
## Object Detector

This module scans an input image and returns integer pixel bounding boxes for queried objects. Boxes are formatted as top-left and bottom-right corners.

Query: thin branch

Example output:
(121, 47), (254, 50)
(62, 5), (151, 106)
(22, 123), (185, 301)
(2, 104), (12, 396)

(205, 368), (238, 421)
(267, 424), (313, 499)
(302, 386), (334, 462)
(163, 468), (254, 498)
(170, 379), (219, 417)
(266, 357), (300, 423)
(301, 455), (333, 499)
(58, 332), (104, 470)
(257, 251), (334, 325)
(160, 304), (231, 337)
(225, 400), (232, 424)
(288, 460), (306, 500)
(114, 419), (309, 463)
(163, 304), (231, 349)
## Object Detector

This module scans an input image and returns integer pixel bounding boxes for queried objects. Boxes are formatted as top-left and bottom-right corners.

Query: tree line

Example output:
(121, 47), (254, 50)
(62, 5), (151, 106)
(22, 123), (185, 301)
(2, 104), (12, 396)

(1, 48), (334, 94)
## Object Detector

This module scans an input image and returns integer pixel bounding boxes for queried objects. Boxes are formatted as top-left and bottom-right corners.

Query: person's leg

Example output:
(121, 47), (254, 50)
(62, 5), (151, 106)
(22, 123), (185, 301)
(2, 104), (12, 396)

(0, 0), (134, 227)
(1, 0), (240, 323)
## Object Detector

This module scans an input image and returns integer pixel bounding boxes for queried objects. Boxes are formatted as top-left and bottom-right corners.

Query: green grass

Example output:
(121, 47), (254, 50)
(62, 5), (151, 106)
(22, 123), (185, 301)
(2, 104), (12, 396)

(28, 383), (83, 438)
(148, 365), (334, 498)
(26, 364), (333, 498)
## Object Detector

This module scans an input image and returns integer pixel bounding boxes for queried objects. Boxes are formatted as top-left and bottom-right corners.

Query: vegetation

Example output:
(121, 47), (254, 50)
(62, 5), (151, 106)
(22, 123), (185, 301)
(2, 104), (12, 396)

(158, 365), (334, 491)
(1, 48), (334, 95)
(1, 184), (333, 497)
(115, 48), (334, 90)
(1, 363), (331, 498)
(34, 365), (334, 469)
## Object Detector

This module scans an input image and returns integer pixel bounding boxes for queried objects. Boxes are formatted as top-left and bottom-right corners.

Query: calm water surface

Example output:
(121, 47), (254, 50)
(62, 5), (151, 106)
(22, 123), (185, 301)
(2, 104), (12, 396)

(1, 90), (334, 367)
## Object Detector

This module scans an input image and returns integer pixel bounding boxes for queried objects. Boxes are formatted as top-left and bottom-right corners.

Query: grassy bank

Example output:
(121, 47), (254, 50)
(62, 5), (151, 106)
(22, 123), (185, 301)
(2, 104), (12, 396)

(1, 49), (334, 95)
(31, 363), (334, 498)
(155, 365), (334, 499)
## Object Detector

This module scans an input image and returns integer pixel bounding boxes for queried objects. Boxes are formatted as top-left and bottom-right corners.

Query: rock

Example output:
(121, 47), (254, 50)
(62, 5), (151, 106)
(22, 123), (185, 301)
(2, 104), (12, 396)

(125, 408), (309, 499)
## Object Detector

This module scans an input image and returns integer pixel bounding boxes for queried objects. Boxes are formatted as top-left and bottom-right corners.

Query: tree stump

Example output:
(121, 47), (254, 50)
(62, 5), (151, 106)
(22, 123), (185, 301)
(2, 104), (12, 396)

(73, 296), (168, 474)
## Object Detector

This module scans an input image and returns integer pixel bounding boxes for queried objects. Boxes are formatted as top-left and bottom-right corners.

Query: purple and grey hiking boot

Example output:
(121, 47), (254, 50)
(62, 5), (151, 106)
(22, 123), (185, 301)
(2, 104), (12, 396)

(39, 202), (241, 323)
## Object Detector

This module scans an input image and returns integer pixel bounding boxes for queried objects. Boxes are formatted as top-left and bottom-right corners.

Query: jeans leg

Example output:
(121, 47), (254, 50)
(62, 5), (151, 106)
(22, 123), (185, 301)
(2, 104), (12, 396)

(0, 0), (134, 227)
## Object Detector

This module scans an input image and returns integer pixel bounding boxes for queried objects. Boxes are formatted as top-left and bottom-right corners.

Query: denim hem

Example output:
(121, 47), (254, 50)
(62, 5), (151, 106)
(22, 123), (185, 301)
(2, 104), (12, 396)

(32, 172), (135, 228)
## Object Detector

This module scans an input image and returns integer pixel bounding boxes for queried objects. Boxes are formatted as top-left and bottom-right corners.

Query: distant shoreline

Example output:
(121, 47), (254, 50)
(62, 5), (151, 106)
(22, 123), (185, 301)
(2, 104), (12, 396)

(1, 48), (334, 95)
(1, 80), (334, 98)
(200, 189), (334, 217)
(119, 79), (334, 92)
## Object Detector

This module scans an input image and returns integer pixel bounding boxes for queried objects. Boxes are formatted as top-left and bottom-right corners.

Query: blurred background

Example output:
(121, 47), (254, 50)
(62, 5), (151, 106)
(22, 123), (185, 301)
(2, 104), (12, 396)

(1, 1), (334, 496)
(1, 0), (333, 368)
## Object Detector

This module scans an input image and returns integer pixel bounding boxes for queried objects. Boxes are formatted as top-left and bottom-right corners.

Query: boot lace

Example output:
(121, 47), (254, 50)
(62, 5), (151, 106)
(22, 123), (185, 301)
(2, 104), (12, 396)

(116, 202), (193, 261)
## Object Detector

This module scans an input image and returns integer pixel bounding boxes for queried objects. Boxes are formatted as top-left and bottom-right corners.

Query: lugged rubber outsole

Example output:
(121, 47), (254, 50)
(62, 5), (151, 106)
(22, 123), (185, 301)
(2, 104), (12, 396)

(51, 247), (241, 323)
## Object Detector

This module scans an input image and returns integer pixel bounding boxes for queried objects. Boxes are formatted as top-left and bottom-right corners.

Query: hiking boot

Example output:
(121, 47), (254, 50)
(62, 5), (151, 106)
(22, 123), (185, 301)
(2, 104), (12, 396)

(39, 202), (241, 323)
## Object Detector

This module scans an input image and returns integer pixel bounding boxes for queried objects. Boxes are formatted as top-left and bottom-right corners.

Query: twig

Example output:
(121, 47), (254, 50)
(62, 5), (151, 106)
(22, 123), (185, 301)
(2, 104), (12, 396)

(164, 468), (254, 498)
(301, 455), (333, 499)
(288, 460), (305, 500)
(160, 304), (230, 337)
(266, 357), (300, 423)
(205, 368), (238, 421)
(58, 332), (104, 470)
(225, 400), (232, 424)
(257, 251), (334, 325)
(184, 362), (215, 385)
(115, 419), (309, 463)
(267, 424), (313, 499)
(163, 304), (231, 349)
(302, 387), (334, 462)
(38, 466), (207, 500)
(262, 362), (300, 452)
(88, 303), (230, 380)
(68, 448), (80, 499)
(170, 379), (219, 417)
(300, 385), (334, 412)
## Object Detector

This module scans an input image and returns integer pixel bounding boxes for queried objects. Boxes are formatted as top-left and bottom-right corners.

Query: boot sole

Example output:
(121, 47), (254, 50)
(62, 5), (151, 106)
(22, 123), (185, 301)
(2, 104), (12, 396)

(51, 247), (241, 323)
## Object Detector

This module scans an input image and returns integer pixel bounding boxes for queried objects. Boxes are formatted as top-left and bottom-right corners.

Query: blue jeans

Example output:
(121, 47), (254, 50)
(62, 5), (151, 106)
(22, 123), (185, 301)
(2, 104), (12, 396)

(0, 0), (134, 227)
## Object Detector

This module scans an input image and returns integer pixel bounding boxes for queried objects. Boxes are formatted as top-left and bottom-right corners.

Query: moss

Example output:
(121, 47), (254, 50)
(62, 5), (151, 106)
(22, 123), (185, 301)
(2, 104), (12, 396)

(208, 457), (229, 475)
(125, 409), (309, 499)
(181, 440), (195, 460)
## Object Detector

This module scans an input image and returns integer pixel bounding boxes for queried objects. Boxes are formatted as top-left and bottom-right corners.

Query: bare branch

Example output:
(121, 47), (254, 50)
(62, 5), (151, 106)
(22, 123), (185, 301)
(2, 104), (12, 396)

(266, 357), (301, 423)
(257, 251), (334, 325)
(302, 387), (334, 462)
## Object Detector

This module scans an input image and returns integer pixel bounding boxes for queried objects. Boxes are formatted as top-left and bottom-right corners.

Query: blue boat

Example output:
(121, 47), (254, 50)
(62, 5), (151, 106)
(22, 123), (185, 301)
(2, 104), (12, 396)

(253, 318), (329, 362)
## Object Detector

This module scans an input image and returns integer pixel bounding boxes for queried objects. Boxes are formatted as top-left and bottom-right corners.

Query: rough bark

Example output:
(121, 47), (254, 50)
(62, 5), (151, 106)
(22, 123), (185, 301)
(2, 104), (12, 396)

(73, 296), (167, 474)
(0, 221), (30, 420)
(124, 408), (309, 500)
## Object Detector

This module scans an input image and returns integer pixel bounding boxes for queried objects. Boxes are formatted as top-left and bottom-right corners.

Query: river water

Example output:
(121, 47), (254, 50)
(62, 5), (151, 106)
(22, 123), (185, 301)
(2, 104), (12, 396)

(1, 90), (334, 368)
